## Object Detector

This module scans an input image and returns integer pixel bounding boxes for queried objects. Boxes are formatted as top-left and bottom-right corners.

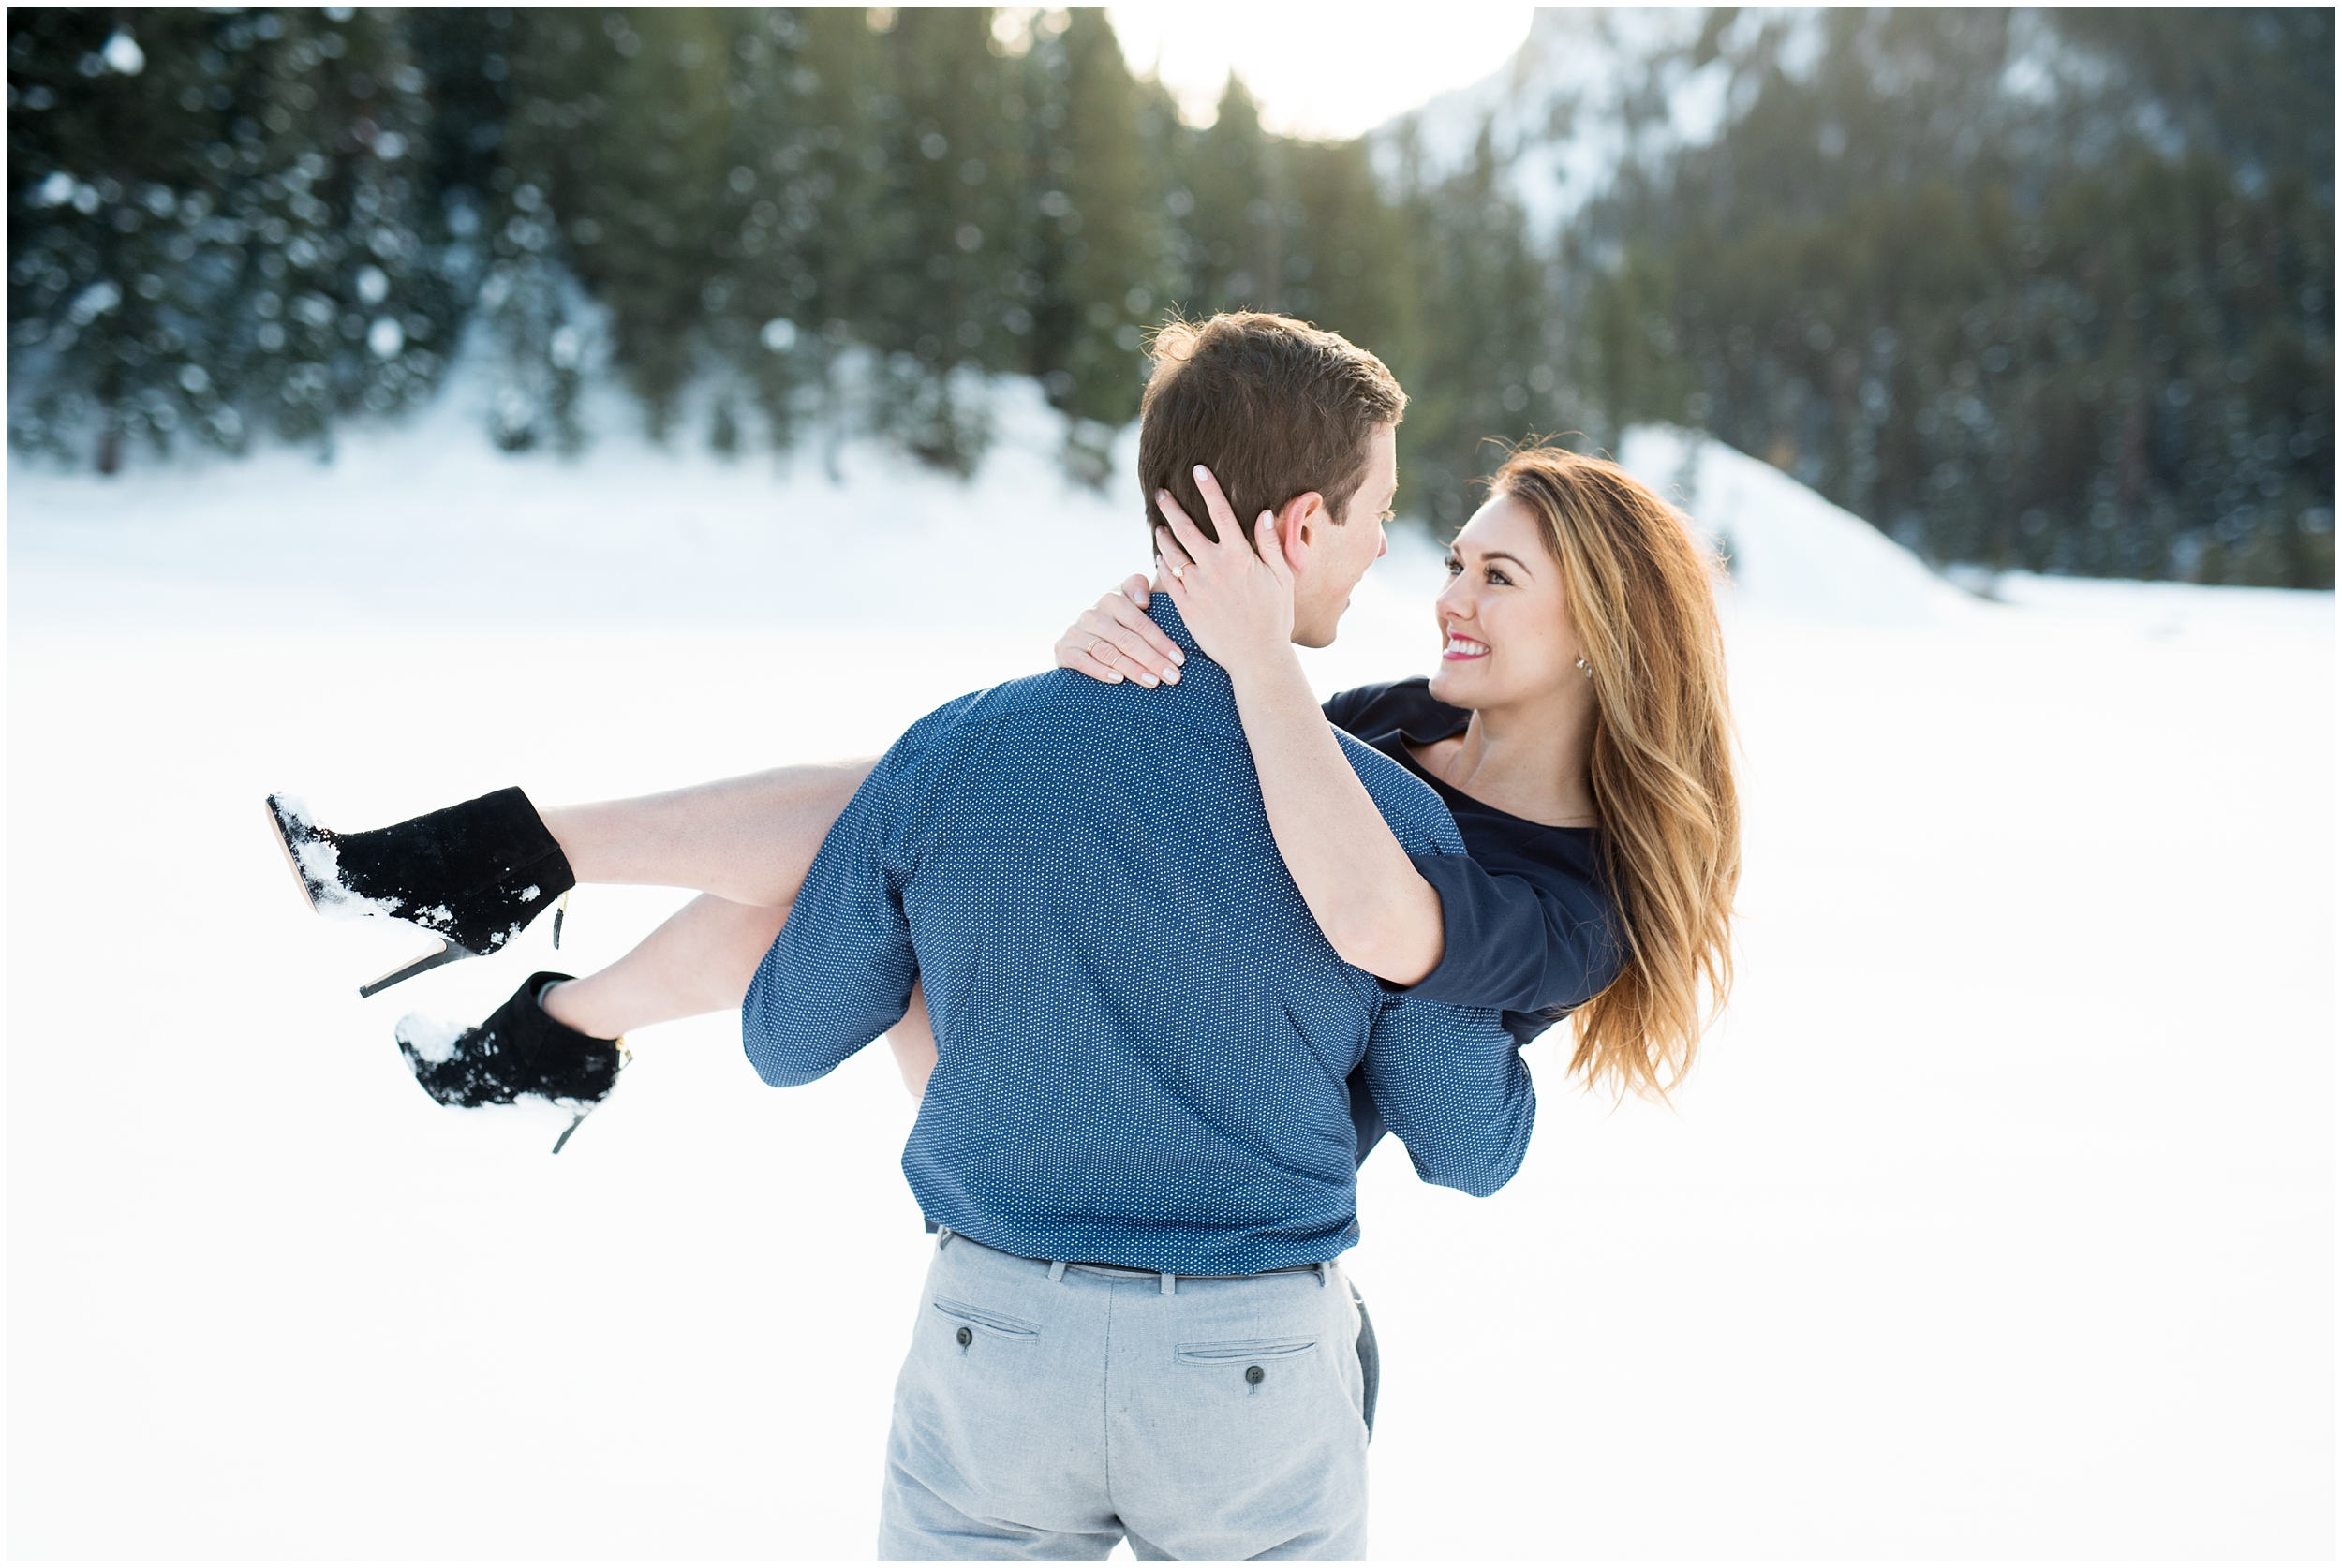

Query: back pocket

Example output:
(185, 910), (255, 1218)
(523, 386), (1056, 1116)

(932, 1296), (1040, 1343)
(1175, 1337), (1317, 1365)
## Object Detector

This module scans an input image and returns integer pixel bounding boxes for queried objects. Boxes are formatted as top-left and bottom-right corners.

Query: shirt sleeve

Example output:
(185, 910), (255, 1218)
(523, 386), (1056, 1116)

(1360, 989), (1534, 1197)
(739, 736), (928, 1088)
(1403, 851), (1623, 1016)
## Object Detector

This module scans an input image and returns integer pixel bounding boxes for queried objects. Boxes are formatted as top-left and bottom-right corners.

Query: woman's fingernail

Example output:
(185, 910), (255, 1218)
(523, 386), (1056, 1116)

(1193, 464), (1208, 477)
(1171, 649), (1186, 665)
(1139, 673), (1159, 687)
(1164, 668), (1179, 684)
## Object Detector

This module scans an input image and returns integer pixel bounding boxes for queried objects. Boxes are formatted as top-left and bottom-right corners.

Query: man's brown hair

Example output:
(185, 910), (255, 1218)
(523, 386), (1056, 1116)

(1139, 313), (1406, 555)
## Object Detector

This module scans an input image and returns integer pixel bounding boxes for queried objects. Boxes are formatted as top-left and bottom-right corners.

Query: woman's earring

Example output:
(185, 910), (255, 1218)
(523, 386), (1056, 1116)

(1576, 657), (1593, 677)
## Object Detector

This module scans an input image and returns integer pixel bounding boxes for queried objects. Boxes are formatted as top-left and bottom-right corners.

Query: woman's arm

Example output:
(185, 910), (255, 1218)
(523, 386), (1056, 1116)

(1150, 473), (1446, 986)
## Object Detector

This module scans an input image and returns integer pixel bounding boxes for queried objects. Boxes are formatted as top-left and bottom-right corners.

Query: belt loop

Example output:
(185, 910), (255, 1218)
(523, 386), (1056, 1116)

(1315, 1261), (1330, 1288)
(937, 1226), (954, 1251)
(1161, 1272), (1176, 1295)
(1048, 1260), (1067, 1283)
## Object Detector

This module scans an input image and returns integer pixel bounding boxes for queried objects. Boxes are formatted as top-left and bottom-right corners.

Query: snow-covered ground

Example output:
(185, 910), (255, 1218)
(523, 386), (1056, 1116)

(8, 388), (2334, 1560)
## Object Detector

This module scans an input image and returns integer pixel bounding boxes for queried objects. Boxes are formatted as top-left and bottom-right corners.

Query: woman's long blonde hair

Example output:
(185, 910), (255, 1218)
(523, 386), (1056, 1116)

(1490, 444), (1740, 1100)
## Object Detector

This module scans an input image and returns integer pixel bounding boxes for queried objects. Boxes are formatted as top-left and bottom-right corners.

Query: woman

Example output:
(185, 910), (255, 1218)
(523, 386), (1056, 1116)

(272, 443), (1737, 1120)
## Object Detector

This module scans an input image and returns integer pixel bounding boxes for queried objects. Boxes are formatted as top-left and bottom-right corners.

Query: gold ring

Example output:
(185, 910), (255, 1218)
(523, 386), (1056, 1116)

(1171, 564), (1185, 580)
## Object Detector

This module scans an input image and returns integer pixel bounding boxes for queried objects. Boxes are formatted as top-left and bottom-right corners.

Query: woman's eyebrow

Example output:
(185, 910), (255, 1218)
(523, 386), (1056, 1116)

(1475, 549), (1536, 574)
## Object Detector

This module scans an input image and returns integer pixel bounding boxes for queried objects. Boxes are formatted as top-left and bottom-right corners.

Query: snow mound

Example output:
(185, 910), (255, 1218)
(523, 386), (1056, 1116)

(7, 363), (1154, 635)
(1617, 423), (1976, 626)
(1984, 570), (2335, 640)
(16, 373), (2313, 641)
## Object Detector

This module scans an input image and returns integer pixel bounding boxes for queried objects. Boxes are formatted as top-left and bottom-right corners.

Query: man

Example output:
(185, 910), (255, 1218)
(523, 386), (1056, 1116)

(743, 312), (1535, 1561)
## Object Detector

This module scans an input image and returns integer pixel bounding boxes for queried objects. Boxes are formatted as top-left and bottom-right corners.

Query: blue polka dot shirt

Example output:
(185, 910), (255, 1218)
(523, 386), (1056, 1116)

(743, 597), (1536, 1275)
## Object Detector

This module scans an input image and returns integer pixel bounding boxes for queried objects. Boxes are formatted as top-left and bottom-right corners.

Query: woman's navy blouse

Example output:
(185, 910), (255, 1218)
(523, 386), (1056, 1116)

(1323, 678), (1626, 1162)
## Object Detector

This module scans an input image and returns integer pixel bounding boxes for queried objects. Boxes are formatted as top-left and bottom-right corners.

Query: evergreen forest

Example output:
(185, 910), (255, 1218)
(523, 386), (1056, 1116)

(7, 7), (2333, 584)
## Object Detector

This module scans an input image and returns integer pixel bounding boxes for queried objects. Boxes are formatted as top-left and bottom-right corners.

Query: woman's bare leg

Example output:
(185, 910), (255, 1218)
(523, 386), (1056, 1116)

(500, 759), (944, 1096)
(542, 894), (787, 1036)
(540, 890), (941, 1099)
(537, 761), (875, 908)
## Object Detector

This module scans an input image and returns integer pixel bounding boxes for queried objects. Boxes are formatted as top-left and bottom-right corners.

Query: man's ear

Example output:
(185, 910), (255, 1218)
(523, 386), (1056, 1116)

(1275, 491), (1326, 575)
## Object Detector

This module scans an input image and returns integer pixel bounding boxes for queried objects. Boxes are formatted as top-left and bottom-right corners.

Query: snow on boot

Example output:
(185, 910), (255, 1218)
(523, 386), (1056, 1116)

(264, 787), (576, 997)
(395, 972), (624, 1153)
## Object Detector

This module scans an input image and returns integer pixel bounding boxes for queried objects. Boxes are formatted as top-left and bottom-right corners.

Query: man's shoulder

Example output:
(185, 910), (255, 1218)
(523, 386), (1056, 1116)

(882, 668), (1126, 768)
(885, 666), (1458, 851)
(883, 685), (991, 762)
(938, 666), (1118, 735)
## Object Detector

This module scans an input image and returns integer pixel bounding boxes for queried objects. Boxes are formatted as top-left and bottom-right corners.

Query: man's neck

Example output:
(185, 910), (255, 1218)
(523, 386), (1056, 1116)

(1144, 592), (1208, 659)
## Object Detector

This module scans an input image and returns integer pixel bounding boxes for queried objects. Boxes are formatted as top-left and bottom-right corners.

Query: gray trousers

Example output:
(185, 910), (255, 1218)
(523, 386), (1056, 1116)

(878, 1230), (1370, 1561)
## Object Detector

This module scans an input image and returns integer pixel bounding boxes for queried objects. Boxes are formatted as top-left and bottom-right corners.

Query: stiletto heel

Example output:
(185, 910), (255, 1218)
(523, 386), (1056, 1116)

(358, 940), (474, 998)
(263, 788), (576, 996)
(551, 1100), (600, 1154)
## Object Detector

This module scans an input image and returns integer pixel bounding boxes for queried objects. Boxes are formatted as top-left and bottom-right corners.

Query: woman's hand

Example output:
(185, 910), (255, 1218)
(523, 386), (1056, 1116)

(1152, 466), (1297, 675)
(1053, 574), (1186, 688)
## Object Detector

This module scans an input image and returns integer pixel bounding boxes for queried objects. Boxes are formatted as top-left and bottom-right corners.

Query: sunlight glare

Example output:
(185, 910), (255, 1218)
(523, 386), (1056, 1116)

(1105, 2), (1537, 141)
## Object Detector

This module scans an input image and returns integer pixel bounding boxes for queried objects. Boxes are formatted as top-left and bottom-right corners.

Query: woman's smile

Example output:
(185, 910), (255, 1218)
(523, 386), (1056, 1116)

(1442, 630), (1490, 661)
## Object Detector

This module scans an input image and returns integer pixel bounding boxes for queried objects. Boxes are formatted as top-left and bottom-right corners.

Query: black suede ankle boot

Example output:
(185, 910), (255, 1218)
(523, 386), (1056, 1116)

(395, 972), (624, 1146)
(266, 787), (576, 996)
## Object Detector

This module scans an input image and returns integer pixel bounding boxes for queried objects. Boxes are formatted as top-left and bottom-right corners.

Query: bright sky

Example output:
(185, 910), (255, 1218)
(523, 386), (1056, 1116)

(1103, 3), (1538, 140)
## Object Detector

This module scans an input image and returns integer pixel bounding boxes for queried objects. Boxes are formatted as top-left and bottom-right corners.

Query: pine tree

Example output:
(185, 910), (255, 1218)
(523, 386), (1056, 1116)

(1398, 124), (1554, 533)
(498, 7), (736, 442)
(409, 7), (580, 451)
(1022, 6), (1165, 472)
(1168, 78), (1272, 315)
(10, 8), (245, 467)
(9, 7), (454, 467)
(703, 7), (857, 454)
(1273, 135), (1408, 356)
(1565, 7), (2333, 584)
(718, 7), (892, 456)
(849, 6), (1023, 471)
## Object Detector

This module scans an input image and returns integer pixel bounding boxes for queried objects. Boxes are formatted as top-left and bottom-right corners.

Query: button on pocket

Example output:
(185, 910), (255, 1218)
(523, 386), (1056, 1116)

(933, 1297), (1040, 1345)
